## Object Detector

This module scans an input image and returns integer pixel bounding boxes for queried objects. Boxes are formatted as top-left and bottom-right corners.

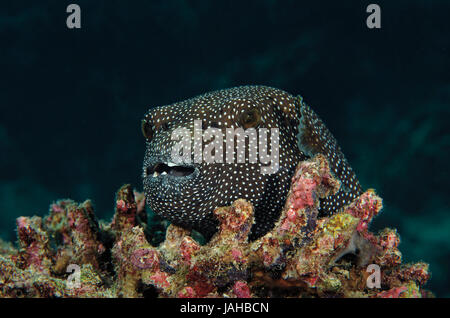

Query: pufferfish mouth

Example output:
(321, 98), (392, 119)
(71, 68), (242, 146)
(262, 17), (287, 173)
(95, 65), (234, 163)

(146, 162), (196, 178)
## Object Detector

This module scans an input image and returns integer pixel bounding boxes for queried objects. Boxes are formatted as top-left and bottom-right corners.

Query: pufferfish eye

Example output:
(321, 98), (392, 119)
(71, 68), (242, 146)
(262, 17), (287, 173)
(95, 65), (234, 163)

(141, 120), (153, 141)
(239, 108), (261, 129)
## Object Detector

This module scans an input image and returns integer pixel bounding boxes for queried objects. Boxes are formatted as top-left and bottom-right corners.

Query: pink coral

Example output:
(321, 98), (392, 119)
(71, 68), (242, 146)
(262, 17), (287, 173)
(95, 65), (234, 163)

(0, 156), (432, 298)
(232, 281), (252, 298)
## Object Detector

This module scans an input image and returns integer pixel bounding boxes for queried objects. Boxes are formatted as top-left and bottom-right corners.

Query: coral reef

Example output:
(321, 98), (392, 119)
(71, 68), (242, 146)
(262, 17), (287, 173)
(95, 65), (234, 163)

(0, 155), (432, 298)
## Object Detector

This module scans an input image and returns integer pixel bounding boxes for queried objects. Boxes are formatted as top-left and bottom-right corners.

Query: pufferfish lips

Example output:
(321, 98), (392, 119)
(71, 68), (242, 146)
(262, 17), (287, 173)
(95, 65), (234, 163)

(144, 162), (196, 179)
(142, 85), (362, 240)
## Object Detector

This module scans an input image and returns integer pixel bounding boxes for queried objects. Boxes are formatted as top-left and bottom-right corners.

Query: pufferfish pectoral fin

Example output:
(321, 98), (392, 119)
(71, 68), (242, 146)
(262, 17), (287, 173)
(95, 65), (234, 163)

(295, 96), (363, 216)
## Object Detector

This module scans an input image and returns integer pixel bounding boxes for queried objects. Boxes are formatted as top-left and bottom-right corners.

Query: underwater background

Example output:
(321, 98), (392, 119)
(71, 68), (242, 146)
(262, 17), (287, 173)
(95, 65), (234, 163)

(0, 0), (448, 296)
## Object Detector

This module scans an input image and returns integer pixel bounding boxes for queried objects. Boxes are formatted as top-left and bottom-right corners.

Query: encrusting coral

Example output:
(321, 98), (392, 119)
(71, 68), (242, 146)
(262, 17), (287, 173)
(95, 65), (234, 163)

(0, 155), (432, 298)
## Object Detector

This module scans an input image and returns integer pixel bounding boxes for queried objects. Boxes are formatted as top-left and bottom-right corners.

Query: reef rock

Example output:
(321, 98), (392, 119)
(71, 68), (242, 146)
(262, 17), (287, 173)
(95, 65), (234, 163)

(0, 155), (432, 298)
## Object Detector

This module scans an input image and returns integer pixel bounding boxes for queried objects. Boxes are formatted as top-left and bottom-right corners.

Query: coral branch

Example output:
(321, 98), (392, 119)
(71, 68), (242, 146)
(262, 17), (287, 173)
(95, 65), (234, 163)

(0, 155), (432, 298)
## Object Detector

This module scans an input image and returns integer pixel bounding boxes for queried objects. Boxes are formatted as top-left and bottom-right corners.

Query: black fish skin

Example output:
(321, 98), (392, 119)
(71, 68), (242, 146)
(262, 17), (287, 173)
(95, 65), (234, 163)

(142, 86), (362, 240)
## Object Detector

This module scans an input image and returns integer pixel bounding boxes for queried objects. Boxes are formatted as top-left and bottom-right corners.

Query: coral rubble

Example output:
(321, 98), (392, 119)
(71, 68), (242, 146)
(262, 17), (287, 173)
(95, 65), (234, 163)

(0, 155), (432, 298)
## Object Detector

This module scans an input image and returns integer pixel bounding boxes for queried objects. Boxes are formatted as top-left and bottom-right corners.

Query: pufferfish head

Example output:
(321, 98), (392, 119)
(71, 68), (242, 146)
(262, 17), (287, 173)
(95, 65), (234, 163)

(141, 86), (305, 239)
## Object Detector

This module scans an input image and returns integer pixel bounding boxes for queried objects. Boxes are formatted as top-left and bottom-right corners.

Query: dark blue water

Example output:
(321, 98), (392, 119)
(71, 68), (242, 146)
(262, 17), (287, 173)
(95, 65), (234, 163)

(0, 0), (449, 296)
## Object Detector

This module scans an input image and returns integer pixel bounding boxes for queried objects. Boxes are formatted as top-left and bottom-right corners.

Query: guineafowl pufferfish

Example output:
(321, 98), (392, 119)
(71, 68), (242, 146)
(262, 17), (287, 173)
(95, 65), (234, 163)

(142, 86), (362, 240)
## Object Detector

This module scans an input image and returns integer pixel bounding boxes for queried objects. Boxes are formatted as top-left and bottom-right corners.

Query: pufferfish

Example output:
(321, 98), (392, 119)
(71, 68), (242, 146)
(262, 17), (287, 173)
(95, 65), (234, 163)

(142, 86), (362, 240)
